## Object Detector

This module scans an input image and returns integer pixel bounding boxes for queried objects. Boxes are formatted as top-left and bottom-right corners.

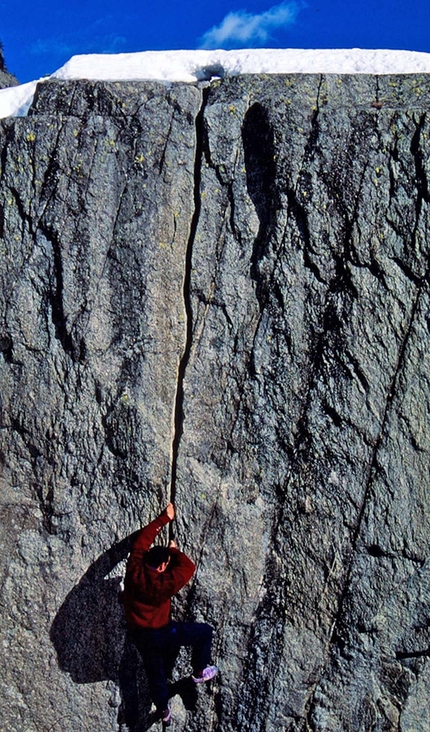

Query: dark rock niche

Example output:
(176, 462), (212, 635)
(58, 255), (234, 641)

(242, 101), (279, 295)
(0, 74), (430, 732)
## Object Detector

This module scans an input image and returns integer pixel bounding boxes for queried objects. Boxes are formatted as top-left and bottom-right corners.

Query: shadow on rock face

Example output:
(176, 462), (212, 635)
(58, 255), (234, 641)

(50, 534), (199, 730)
(50, 533), (151, 728)
(50, 534), (138, 683)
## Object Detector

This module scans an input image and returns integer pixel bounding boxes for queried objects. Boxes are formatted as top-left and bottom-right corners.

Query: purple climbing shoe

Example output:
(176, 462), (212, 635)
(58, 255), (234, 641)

(192, 665), (219, 684)
(161, 704), (171, 726)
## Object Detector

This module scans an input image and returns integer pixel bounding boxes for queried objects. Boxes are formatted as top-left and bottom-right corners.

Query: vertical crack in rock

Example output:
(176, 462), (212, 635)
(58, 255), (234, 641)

(39, 221), (81, 362)
(168, 87), (208, 530)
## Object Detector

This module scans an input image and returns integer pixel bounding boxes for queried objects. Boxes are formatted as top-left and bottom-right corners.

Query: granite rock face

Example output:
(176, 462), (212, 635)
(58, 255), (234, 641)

(1, 75), (430, 732)
(0, 48), (19, 88)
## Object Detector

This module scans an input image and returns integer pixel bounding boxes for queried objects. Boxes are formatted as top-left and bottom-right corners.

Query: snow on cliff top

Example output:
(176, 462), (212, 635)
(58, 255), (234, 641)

(2, 48), (430, 119)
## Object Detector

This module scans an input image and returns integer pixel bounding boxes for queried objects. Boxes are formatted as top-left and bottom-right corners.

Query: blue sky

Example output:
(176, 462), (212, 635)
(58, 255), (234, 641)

(1, 0), (430, 83)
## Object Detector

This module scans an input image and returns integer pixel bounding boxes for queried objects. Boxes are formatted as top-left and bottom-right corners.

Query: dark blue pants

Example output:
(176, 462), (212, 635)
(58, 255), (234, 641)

(130, 621), (213, 711)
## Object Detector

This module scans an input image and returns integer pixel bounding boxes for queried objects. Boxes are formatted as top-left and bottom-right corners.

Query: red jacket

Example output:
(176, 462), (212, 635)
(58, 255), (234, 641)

(123, 512), (195, 629)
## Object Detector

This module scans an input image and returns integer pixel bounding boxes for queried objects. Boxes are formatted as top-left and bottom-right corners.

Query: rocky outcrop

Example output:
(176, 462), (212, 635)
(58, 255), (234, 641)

(0, 74), (429, 732)
(0, 48), (19, 88)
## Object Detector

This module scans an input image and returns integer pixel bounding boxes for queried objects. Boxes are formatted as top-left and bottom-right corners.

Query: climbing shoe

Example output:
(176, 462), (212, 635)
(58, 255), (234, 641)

(192, 665), (219, 684)
(161, 704), (171, 726)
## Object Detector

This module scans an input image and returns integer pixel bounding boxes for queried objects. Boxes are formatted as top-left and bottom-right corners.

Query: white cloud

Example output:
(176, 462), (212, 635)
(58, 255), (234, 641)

(199, 2), (303, 49)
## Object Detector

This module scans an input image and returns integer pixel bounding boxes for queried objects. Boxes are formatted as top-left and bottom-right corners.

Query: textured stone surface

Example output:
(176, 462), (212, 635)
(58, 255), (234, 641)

(0, 48), (18, 88)
(0, 79), (201, 732)
(176, 74), (430, 732)
(1, 74), (430, 732)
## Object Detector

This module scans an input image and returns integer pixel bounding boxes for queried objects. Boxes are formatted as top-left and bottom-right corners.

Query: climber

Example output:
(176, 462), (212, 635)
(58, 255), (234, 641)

(123, 502), (218, 725)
